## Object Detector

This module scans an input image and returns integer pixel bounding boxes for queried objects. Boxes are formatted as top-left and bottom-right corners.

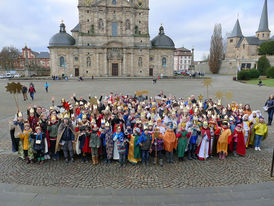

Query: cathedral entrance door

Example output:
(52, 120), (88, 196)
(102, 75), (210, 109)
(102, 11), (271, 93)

(149, 68), (153, 76)
(75, 68), (79, 77)
(112, 63), (118, 76)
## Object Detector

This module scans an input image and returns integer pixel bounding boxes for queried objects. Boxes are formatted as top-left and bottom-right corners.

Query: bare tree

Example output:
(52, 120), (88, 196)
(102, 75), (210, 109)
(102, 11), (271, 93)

(208, 24), (223, 74)
(0, 46), (20, 71)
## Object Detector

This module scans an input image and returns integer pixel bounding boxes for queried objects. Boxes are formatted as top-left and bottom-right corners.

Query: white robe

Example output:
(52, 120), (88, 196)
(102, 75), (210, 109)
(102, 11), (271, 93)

(113, 134), (120, 160)
(198, 134), (209, 159)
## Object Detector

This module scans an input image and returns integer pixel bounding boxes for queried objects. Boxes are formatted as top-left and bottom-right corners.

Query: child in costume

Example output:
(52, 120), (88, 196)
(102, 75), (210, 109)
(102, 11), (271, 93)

(32, 126), (46, 164)
(89, 125), (101, 164)
(254, 116), (268, 151)
(163, 122), (177, 163)
(196, 121), (211, 160)
(150, 127), (164, 166)
(128, 127), (141, 164)
(47, 115), (59, 160)
(242, 114), (251, 148)
(18, 122), (34, 163)
(113, 126), (124, 160)
(229, 124), (246, 156)
(136, 126), (151, 166)
(100, 122), (114, 163)
(78, 125), (88, 162)
(188, 122), (200, 160)
(217, 121), (232, 160)
(117, 133), (127, 167)
(176, 123), (191, 162)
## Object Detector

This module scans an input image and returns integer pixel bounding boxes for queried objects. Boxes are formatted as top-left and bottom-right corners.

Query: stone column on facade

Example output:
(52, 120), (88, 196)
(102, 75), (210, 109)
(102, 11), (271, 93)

(131, 50), (134, 77)
(96, 52), (99, 76)
(123, 49), (126, 76)
(104, 49), (108, 76)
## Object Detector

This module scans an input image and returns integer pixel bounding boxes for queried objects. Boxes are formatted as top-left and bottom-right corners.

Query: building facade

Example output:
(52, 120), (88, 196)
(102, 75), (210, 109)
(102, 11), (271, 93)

(49, 0), (175, 77)
(174, 47), (193, 71)
(225, 0), (273, 70)
(15, 46), (50, 69)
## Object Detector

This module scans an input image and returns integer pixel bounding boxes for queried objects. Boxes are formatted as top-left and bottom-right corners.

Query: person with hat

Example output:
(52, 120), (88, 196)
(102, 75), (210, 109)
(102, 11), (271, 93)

(187, 121), (201, 160)
(196, 121), (211, 160)
(18, 121), (34, 163)
(254, 116), (268, 151)
(128, 127), (142, 165)
(217, 121), (232, 160)
(163, 122), (177, 163)
(242, 114), (251, 148)
(136, 126), (152, 166)
(113, 126), (124, 161)
(229, 124), (246, 157)
(89, 125), (101, 165)
(100, 122), (114, 163)
(31, 126), (46, 164)
(56, 114), (75, 163)
(9, 112), (24, 153)
(150, 127), (164, 166)
(176, 123), (191, 162)
(47, 115), (60, 160)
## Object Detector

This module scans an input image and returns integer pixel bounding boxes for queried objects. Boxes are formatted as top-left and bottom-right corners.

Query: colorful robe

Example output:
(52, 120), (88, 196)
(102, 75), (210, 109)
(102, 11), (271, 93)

(176, 130), (191, 158)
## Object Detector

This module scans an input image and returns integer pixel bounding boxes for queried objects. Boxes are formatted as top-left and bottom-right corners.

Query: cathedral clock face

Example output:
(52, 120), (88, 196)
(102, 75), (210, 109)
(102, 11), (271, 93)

(137, 0), (143, 7)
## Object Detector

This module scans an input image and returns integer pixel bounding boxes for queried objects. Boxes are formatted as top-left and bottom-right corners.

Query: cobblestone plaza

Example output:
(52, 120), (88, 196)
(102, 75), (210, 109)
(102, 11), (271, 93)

(0, 76), (273, 190)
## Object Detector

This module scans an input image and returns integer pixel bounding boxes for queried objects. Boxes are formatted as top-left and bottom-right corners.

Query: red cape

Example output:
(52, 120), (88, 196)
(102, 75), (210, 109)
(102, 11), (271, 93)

(229, 130), (246, 156)
(196, 128), (211, 157)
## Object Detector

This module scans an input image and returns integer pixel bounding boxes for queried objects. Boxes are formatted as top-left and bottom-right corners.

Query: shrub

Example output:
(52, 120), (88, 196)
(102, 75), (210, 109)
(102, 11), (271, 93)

(238, 70), (251, 80)
(249, 69), (260, 79)
(257, 56), (271, 75)
(266, 67), (274, 78)
(258, 41), (274, 55)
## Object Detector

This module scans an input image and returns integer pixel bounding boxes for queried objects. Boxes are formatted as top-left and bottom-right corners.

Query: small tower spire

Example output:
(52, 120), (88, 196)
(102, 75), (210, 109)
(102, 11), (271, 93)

(257, 0), (270, 32)
(230, 19), (243, 38)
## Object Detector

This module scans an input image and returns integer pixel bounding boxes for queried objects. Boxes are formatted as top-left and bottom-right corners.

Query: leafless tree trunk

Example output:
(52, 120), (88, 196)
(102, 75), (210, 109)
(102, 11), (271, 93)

(0, 46), (20, 71)
(208, 24), (223, 74)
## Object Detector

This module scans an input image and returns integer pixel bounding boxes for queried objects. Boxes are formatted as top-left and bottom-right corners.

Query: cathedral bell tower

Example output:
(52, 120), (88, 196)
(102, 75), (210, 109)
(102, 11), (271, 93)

(256, 0), (271, 40)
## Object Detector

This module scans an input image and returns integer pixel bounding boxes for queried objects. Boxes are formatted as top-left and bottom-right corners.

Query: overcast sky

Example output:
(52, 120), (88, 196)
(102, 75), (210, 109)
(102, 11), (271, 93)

(0, 0), (273, 60)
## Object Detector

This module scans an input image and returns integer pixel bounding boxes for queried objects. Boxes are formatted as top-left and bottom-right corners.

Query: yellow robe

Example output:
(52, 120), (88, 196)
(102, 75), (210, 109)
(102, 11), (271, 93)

(19, 129), (32, 150)
(217, 128), (231, 156)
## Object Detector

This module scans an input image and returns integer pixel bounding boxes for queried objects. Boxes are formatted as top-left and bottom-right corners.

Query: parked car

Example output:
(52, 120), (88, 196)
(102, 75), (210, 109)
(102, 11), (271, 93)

(6, 73), (13, 78)
(14, 74), (21, 78)
(0, 74), (5, 79)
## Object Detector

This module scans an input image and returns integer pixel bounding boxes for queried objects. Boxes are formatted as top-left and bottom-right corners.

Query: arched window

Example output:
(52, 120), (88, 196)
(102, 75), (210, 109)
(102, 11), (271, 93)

(125, 19), (131, 30)
(138, 57), (142, 67)
(60, 56), (65, 67)
(162, 57), (167, 68)
(87, 57), (91, 67)
(112, 0), (116, 5)
(98, 19), (104, 31)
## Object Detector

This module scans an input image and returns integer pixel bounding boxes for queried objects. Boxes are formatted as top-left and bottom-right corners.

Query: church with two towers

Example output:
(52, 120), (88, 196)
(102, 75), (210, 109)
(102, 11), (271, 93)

(225, 0), (273, 70)
(48, 0), (175, 77)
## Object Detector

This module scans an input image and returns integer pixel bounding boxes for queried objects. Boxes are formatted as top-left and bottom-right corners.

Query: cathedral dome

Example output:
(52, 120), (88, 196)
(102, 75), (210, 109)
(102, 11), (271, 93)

(49, 22), (75, 47)
(151, 25), (175, 49)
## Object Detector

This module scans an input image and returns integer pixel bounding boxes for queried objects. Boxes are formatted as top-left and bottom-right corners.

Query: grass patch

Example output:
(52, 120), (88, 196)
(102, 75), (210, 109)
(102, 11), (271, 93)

(245, 78), (274, 87)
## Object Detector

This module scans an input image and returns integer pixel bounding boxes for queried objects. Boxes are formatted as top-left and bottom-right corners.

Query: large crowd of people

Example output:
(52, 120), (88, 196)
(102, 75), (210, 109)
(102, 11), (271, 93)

(9, 91), (271, 167)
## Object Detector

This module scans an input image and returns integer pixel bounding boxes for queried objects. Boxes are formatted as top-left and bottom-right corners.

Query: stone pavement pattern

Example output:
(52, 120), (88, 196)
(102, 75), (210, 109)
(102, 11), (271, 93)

(0, 150), (272, 189)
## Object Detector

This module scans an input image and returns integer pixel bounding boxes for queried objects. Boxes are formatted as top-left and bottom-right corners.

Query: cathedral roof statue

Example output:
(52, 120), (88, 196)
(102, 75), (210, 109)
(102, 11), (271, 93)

(49, 22), (76, 47)
(230, 19), (243, 38)
(151, 25), (175, 49)
(257, 0), (270, 32)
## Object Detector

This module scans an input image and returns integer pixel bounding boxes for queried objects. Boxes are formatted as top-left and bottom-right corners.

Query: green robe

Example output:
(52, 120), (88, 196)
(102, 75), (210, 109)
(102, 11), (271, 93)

(177, 130), (188, 158)
(133, 135), (141, 159)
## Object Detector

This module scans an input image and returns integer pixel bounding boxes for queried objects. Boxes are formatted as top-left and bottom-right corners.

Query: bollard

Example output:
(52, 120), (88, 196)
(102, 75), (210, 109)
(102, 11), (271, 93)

(271, 148), (274, 177)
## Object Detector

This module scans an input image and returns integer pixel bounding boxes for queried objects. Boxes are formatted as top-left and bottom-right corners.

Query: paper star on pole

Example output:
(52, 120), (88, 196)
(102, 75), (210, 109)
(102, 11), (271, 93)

(226, 92), (233, 100)
(198, 94), (203, 100)
(90, 97), (98, 105)
(215, 91), (224, 99)
(6, 82), (23, 94)
(203, 78), (212, 87)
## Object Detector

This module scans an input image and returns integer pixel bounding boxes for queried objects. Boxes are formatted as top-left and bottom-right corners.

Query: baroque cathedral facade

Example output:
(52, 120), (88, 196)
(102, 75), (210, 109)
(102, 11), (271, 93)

(49, 0), (175, 77)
